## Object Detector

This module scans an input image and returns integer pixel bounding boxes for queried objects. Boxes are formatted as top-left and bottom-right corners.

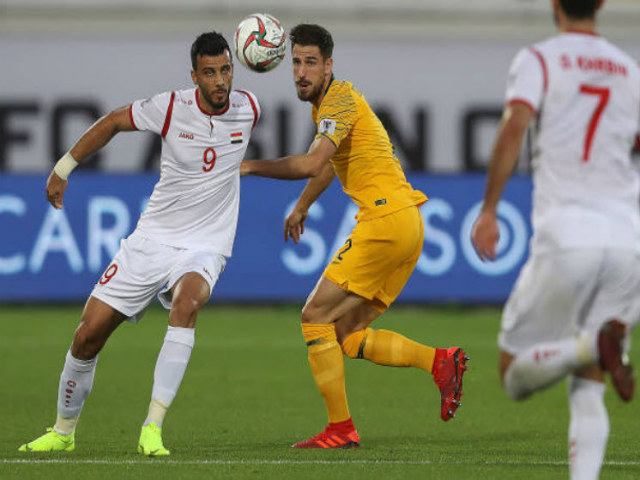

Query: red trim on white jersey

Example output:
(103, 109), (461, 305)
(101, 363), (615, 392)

(508, 98), (536, 113)
(635, 134), (640, 151)
(236, 89), (259, 129)
(529, 47), (549, 93)
(196, 89), (230, 116)
(128, 104), (138, 130)
(161, 91), (176, 138)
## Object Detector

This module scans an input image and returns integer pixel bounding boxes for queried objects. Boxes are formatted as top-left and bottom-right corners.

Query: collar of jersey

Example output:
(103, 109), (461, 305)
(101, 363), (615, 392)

(563, 29), (599, 37)
(316, 75), (336, 110)
(196, 89), (230, 116)
(324, 74), (335, 96)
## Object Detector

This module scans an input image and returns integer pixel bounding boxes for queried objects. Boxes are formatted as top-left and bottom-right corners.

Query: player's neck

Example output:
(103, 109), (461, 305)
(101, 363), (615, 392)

(203, 101), (228, 115)
(558, 17), (597, 35)
(312, 74), (334, 109)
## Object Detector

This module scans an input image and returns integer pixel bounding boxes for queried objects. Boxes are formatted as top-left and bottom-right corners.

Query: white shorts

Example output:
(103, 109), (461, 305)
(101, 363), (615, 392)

(90, 231), (226, 323)
(499, 249), (640, 354)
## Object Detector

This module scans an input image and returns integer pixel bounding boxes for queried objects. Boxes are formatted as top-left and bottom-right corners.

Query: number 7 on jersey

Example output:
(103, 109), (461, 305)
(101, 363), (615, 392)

(579, 84), (610, 162)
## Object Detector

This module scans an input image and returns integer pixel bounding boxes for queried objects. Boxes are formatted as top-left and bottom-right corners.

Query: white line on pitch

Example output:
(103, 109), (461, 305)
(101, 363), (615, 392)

(2, 459), (640, 467)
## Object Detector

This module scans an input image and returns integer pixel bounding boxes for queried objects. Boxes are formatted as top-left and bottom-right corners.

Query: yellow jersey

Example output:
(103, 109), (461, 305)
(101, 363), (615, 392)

(312, 79), (427, 221)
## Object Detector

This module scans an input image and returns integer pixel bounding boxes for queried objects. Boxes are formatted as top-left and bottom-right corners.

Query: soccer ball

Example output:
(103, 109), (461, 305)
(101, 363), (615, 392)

(234, 13), (286, 72)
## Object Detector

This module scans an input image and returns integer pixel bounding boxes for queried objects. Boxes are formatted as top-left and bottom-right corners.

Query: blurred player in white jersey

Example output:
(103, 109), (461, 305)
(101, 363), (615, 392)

(18, 32), (260, 456)
(472, 0), (640, 478)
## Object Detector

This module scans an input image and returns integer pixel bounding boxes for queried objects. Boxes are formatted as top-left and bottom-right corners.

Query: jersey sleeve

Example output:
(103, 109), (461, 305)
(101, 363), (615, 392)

(130, 91), (173, 135)
(505, 47), (545, 113)
(248, 91), (261, 124)
(238, 89), (261, 129)
(315, 85), (359, 147)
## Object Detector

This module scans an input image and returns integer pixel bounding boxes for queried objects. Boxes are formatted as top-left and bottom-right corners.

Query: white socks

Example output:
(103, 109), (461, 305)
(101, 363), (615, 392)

(55, 350), (98, 435)
(568, 376), (608, 480)
(503, 335), (596, 401)
(143, 326), (195, 427)
(52, 326), (195, 435)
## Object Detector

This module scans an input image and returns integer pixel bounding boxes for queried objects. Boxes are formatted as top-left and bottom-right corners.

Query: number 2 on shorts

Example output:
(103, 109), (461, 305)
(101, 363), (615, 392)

(336, 238), (353, 262)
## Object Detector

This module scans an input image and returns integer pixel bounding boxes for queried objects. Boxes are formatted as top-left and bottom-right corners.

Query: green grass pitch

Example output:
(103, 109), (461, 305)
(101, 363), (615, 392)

(1, 304), (639, 479)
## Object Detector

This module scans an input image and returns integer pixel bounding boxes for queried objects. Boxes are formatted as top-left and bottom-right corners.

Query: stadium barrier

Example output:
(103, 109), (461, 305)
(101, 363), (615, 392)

(0, 173), (531, 303)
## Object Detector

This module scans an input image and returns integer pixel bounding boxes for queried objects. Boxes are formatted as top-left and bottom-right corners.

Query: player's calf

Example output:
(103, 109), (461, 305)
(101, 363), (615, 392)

(598, 319), (634, 402)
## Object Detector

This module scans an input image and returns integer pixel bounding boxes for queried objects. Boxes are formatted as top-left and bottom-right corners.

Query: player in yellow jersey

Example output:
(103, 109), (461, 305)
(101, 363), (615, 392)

(241, 24), (468, 448)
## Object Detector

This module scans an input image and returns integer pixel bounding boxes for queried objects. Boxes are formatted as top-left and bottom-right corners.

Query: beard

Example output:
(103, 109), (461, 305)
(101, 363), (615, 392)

(202, 88), (230, 111)
(296, 81), (323, 103)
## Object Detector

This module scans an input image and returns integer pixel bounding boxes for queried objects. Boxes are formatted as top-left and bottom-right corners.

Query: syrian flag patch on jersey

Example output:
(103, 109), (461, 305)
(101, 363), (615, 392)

(230, 132), (243, 144)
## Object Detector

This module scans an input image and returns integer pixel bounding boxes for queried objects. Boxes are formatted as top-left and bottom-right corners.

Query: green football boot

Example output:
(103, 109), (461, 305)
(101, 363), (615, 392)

(19, 428), (75, 452)
(137, 422), (170, 456)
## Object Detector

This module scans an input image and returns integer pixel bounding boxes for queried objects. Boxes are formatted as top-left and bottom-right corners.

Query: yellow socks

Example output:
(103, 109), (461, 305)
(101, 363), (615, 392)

(342, 328), (436, 372)
(301, 323), (351, 423)
(300, 324), (434, 424)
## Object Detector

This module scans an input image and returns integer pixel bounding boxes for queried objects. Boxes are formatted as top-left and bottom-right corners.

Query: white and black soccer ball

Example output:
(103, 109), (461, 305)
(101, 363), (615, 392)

(234, 13), (286, 73)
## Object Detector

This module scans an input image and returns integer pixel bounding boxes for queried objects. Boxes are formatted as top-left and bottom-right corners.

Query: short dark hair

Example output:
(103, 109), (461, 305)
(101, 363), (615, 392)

(559, 0), (599, 19)
(190, 32), (231, 70)
(289, 24), (334, 60)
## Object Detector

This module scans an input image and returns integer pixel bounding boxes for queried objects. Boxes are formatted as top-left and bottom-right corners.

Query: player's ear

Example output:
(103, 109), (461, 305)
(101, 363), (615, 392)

(325, 57), (333, 72)
(190, 69), (197, 86)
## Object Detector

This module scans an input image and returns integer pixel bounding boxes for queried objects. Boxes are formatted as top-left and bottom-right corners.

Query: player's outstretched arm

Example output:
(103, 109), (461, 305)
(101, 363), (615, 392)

(241, 136), (336, 180)
(284, 163), (335, 243)
(46, 106), (136, 209)
(471, 102), (532, 260)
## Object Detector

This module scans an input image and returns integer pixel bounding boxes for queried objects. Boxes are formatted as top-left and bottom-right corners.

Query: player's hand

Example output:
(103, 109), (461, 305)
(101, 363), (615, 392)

(46, 171), (68, 209)
(471, 210), (499, 261)
(284, 207), (308, 244)
(239, 160), (252, 177)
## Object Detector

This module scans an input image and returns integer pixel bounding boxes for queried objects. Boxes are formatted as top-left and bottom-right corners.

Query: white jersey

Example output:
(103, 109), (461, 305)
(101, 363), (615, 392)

(505, 32), (640, 253)
(129, 87), (260, 257)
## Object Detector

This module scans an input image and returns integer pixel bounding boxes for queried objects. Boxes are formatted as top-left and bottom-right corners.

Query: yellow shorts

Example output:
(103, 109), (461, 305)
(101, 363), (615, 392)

(323, 205), (424, 312)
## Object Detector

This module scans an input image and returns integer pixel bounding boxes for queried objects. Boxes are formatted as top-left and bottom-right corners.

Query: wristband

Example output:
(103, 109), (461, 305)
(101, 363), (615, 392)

(53, 152), (79, 180)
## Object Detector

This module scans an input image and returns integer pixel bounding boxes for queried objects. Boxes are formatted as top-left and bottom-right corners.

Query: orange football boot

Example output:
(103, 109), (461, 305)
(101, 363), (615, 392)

(292, 418), (360, 449)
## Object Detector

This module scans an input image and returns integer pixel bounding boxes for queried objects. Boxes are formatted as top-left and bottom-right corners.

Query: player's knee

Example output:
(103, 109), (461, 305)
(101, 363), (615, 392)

(71, 324), (103, 359)
(301, 303), (323, 324)
(170, 295), (203, 326)
(502, 363), (533, 401)
(340, 329), (369, 359)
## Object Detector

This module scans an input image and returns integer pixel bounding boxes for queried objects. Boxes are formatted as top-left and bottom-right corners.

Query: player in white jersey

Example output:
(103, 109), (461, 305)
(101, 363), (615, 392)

(472, 1), (640, 478)
(18, 32), (260, 456)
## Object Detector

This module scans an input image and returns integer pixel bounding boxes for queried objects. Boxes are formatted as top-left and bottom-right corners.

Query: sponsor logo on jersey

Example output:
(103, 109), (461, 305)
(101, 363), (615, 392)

(319, 119), (337, 135)
(179, 131), (194, 140)
(231, 132), (243, 144)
